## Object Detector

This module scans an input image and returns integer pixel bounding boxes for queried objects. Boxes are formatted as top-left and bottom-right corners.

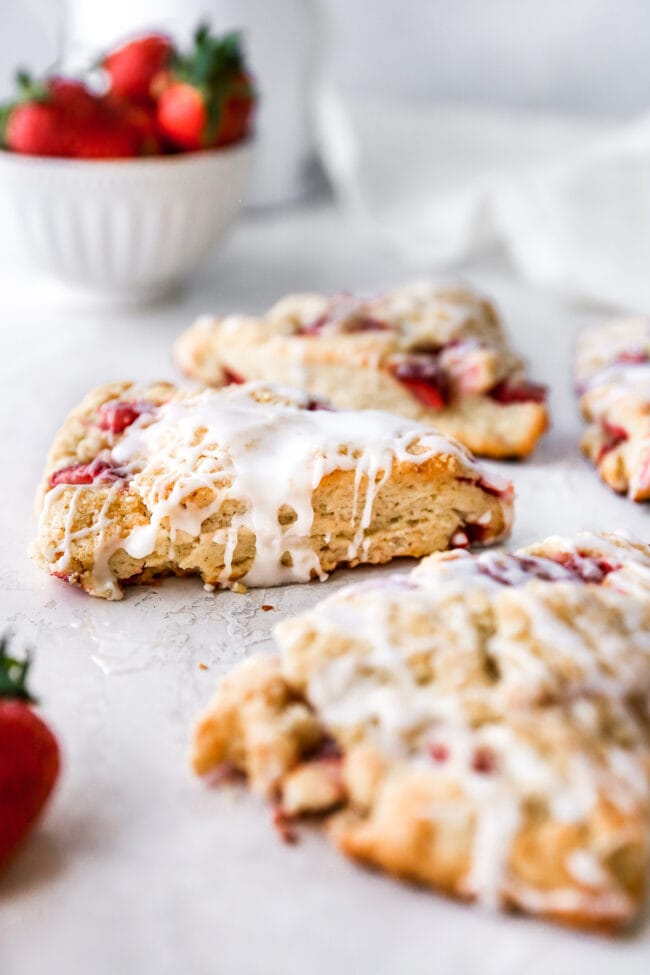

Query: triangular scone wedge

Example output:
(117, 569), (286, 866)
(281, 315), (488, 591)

(576, 317), (650, 500)
(192, 532), (650, 933)
(33, 380), (513, 600)
(175, 282), (548, 459)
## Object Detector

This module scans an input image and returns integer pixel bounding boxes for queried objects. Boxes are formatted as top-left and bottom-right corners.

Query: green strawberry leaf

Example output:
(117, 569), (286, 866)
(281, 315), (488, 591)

(0, 103), (14, 148)
(15, 68), (47, 103)
(175, 24), (248, 91)
(0, 635), (37, 704)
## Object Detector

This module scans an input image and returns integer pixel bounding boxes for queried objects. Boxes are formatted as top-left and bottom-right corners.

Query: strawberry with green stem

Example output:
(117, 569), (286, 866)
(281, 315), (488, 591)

(0, 70), (146, 158)
(0, 637), (61, 868)
(0, 70), (69, 156)
(156, 25), (256, 151)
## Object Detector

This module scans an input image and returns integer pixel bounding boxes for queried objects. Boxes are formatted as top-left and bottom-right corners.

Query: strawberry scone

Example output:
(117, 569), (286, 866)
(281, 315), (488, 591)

(193, 532), (650, 933)
(33, 380), (513, 600)
(576, 317), (650, 500)
(175, 282), (548, 459)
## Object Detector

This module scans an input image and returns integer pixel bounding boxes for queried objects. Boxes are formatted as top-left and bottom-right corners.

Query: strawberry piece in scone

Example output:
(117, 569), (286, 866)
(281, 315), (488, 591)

(192, 531), (650, 934)
(175, 282), (549, 459)
(576, 317), (650, 500)
(33, 380), (513, 600)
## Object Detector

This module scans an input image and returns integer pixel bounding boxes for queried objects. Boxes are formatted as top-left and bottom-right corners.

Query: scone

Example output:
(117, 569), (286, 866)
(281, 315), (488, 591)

(175, 282), (548, 459)
(33, 380), (513, 600)
(192, 532), (650, 933)
(576, 317), (650, 500)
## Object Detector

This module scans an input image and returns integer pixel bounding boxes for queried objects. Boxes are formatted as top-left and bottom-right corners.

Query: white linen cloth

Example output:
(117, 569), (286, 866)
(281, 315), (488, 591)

(317, 93), (650, 312)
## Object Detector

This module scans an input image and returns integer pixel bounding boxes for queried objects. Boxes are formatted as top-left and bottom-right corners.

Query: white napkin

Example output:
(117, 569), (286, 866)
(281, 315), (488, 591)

(317, 93), (650, 311)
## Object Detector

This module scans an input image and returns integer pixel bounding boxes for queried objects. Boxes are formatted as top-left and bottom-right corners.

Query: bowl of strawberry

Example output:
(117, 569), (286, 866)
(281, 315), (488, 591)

(0, 25), (256, 302)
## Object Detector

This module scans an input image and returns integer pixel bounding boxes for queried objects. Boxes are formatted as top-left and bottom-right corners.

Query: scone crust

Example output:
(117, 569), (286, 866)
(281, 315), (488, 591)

(175, 283), (548, 459)
(576, 317), (650, 500)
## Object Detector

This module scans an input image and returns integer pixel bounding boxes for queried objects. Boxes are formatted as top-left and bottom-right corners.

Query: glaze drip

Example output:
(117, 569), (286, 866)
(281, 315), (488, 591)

(40, 382), (510, 595)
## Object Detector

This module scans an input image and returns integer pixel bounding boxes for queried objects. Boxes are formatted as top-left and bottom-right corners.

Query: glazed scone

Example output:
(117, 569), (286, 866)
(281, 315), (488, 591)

(192, 532), (650, 933)
(576, 317), (650, 500)
(175, 282), (548, 459)
(32, 380), (513, 600)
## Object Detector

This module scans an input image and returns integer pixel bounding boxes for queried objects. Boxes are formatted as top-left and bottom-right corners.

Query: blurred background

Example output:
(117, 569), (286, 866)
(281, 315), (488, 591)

(1, 0), (649, 309)
(4, 0), (650, 114)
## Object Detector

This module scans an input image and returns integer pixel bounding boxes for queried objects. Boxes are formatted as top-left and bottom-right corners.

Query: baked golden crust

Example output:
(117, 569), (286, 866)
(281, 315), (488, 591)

(192, 533), (650, 933)
(175, 282), (549, 459)
(32, 380), (513, 599)
(576, 317), (650, 500)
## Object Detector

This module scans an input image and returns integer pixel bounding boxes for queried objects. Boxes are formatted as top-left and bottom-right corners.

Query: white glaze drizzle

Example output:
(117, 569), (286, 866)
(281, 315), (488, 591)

(275, 531), (650, 910)
(41, 480), (126, 598)
(582, 362), (650, 414)
(41, 382), (506, 595)
(566, 849), (610, 888)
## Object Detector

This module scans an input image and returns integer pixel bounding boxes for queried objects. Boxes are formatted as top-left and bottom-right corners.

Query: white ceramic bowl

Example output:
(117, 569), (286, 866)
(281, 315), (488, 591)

(0, 143), (252, 303)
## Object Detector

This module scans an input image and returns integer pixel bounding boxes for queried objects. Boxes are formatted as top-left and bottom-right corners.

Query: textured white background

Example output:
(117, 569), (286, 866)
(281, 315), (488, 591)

(3, 0), (650, 113)
(1, 128), (650, 971)
(327, 0), (650, 114)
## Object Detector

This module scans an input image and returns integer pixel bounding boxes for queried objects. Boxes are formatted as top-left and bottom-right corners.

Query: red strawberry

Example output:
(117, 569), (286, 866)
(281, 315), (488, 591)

(102, 34), (174, 102)
(489, 380), (547, 405)
(3, 71), (96, 155)
(47, 78), (100, 121)
(156, 81), (206, 150)
(221, 368), (246, 386)
(429, 743), (449, 764)
(4, 101), (69, 156)
(1, 71), (138, 159)
(397, 377), (446, 410)
(155, 25), (255, 151)
(471, 747), (497, 775)
(109, 99), (161, 154)
(50, 459), (121, 487)
(208, 72), (255, 148)
(71, 121), (139, 159)
(616, 349), (648, 365)
(97, 399), (151, 433)
(0, 638), (61, 868)
(157, 75), (255, 150)
(392, 356), (449, 410)
(596, 421), (628, 464)
(48, 81), (148, 156)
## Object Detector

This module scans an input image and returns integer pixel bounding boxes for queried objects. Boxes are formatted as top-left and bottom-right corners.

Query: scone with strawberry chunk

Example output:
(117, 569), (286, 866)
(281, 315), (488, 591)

(576, 317), (650, 500)
(192, 532), (650, 933)
(175, 282), (548, 459)
(33, 380), (513, 600)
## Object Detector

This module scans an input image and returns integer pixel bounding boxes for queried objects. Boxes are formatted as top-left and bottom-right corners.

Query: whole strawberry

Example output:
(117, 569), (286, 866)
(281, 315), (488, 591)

(3, 100), (68, 157)
(156, 25), (255, 151)
(0, 638), (60, 868)
(1, 71), (71, 156)
(102, 33), (174, 102)
(1, 71), (144, 159)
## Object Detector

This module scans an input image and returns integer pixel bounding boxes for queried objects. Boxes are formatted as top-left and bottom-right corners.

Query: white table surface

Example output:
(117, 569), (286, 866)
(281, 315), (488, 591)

(1, 183), (650, 975)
